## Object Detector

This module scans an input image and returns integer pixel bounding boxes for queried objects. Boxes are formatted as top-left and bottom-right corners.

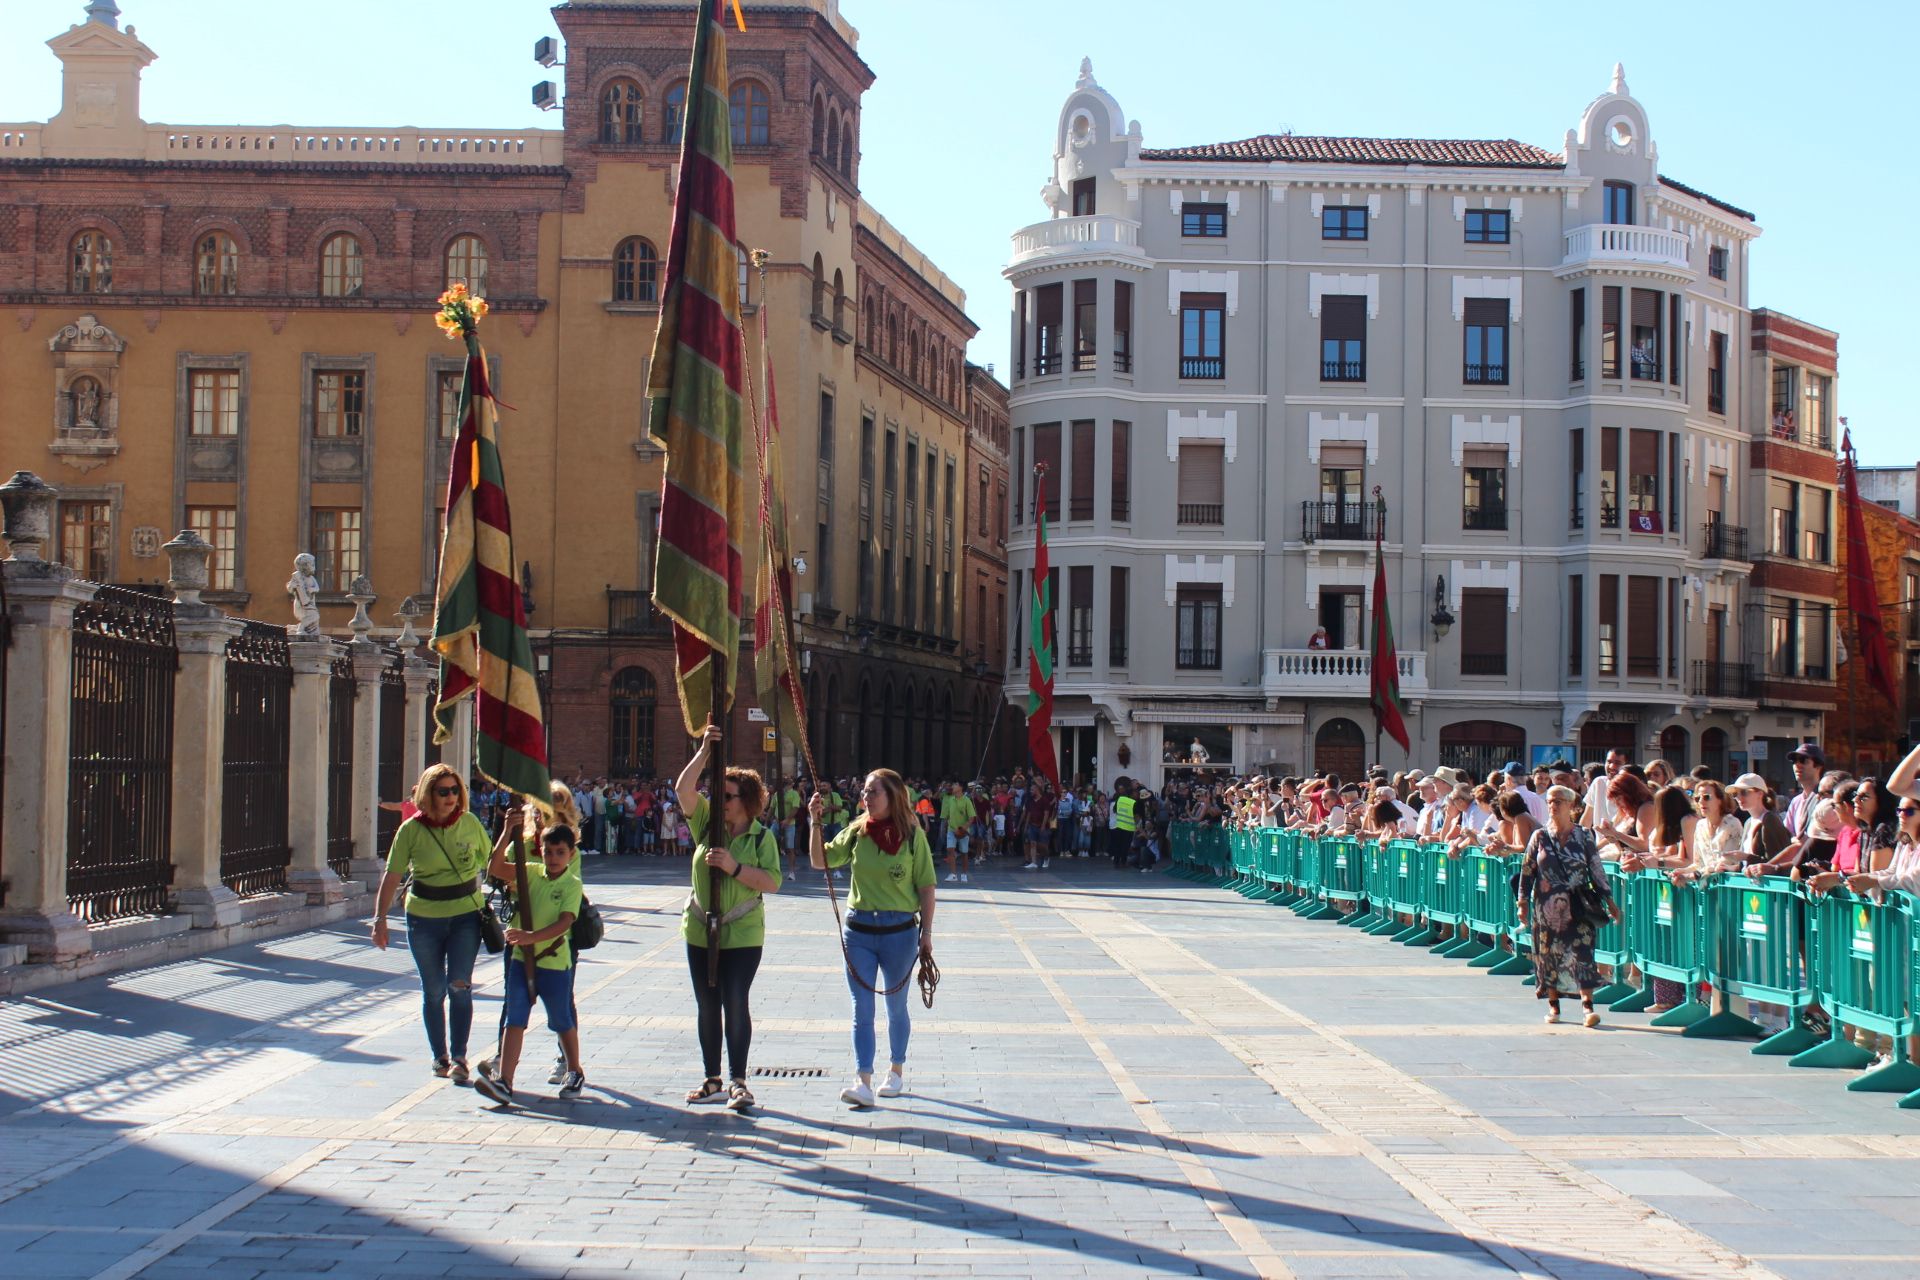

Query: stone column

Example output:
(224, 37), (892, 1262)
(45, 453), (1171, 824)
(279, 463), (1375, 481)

(0, 472), (97, 959)
(445, 698), (474, 785)
(401, 653), (434, 787)
(347, 637), (387, 886)
(167, 605), (244, 926)
(285, 634), (346, 903)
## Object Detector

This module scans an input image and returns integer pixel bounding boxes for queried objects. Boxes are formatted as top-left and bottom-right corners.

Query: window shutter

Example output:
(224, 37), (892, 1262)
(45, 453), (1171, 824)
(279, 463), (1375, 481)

(1463, 298), (1508, 327)
(1070, 419), (1095, 515)
(1629, 429), (1659, 478)
(1631, 288), (1660, 328)
(1110, 420), (1130, 521)
(1460, 589), (1507, 662)
(1177, 443), (1225, 504)
(1462, 447), (1507, 470)
(1627, 576), (1659, 673)
(1321, 295), (1365, 341)
(1319, 444), (1366, 469)
(1033, 422), (1061, 518)
(1602, 287), (1621, 327)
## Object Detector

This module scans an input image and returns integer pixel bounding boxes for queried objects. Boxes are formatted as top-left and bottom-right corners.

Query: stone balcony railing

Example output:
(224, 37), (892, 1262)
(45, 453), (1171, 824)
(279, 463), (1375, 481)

(0, 122), (566, 166)
(1262, 648), (1428, 700)
(1008, 214), (1150, 272)
(1558, 224), (1694, 278)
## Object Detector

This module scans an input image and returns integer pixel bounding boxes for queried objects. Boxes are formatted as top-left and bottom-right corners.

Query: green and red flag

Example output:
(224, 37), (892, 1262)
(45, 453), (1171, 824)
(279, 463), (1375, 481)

(750, 279), (806, 743)
(1027, 465), (1061, 790)
(428, 285), (553, 815)
(1368, 493), (1411, 755)
(646, 0), (753, 736)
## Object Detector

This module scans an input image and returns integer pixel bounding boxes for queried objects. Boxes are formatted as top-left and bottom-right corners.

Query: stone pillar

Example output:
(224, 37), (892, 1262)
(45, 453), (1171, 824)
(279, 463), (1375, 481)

(167, 606), (244, 926)
(401, 653), (433, 787)
(445, 698), (475, 786)
(347, 638), (387, 886)
(285, 634), (345, 904)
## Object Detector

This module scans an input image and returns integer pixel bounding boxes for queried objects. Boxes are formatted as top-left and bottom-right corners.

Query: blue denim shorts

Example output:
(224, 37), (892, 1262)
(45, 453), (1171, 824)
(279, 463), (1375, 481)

(504, 962), (577, 1032)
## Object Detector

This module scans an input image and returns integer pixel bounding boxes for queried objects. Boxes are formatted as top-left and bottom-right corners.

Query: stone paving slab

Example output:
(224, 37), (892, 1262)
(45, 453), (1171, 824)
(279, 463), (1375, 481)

(4, 856), (1920, 1278)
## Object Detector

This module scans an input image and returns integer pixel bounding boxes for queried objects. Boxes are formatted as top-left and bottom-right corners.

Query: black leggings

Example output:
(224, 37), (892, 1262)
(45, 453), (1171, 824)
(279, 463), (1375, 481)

(686, 943), (762, 1081)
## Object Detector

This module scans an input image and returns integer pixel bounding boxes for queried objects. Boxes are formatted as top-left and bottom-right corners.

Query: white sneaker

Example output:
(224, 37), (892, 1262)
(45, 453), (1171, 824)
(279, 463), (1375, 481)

(876, 1070), (904, 1098)
(548, 1054), (568, 1086)
(944, 872), (959, 883)
(1041, 859), (1051, 869)
(840, 1078), (876, 1108)
(959, 873), (969, 883)
(1022, 862), (1038, 870)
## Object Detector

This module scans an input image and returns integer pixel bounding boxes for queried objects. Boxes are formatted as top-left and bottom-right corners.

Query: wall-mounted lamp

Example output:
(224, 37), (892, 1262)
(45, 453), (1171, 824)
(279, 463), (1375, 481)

(1429, 574), (1454, 639)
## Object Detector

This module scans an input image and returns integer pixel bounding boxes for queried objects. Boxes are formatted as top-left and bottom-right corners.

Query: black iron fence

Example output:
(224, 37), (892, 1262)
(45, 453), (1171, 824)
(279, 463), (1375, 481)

(67, 585), (177, 923)
(376, 656), (406, 852)
(607, 589), (671, 637)
(1691, 660), (1752, 699)
(1302, 500), (1386, 544)
(220, 620), (293, 896)
(326, 653), (356, 877)
(1702, 522), (1748, 561)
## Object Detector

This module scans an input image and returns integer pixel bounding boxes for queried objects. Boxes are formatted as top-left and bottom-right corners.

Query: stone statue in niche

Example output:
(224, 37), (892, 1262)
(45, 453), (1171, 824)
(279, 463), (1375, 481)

(287, 553), (322, 635)
(70, 376), (103, 431)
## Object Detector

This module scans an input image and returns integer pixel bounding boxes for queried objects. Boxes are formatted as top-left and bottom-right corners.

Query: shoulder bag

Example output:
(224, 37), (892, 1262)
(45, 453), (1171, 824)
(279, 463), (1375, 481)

(421, 824), (506, 954)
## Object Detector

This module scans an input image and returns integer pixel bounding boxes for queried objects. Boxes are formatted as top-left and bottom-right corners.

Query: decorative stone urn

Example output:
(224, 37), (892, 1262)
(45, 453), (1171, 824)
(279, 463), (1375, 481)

(162, 529), (214, 606)
(0, 470), (59, 562)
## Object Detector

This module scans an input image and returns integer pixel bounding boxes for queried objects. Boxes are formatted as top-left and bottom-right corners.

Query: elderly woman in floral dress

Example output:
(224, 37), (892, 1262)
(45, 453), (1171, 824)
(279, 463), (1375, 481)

(1518, 785), (1623, 1028)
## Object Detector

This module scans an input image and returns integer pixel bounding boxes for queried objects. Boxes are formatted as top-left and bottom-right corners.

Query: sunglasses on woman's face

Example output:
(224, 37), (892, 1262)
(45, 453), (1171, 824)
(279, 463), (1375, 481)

(723, 791), (741, 802)
(1900, 807), (1920, 818)
(432, 786), (459, 798)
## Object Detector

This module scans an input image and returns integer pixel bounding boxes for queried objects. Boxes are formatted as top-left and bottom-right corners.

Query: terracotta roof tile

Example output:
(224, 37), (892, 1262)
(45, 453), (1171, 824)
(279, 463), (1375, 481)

(1138, 134), (1563, 169)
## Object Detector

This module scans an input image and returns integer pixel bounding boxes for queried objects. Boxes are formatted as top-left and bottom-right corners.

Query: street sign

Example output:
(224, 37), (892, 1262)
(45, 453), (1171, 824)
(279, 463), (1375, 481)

(762, 727), (778, 752)
(747, 707), (769, 722)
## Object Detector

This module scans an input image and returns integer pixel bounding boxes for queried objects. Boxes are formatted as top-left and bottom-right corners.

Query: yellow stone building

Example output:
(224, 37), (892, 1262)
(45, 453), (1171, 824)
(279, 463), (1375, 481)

(0, 0), (1009, 781)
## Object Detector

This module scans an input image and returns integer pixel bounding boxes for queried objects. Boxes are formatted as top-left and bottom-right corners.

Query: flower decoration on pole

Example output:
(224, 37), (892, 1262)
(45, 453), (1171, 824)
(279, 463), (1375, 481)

(434, 283), (490, 340)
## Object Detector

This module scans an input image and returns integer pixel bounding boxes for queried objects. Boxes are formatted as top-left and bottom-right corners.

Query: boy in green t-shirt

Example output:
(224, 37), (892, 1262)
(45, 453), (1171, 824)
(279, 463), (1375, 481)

(939, 781), (976, 884)
(474, 824), (584, 1108)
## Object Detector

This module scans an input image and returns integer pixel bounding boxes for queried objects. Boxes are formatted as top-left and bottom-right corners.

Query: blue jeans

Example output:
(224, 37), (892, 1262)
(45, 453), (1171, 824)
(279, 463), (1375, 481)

(406, 910), (482, 1063)
(845, 911), (919, 1074)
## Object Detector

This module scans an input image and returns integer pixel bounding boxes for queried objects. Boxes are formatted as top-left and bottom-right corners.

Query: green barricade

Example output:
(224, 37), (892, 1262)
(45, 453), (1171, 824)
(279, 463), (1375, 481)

(1347, 841), (1392, 929)
(1228, 827), (1257, 894)
(1274, 829), (1301, 901)
(1500, 854), (1535, 977)
(1383, 839), (1435, 944)
(1453, 846), (1506, 964)
(1198, 825), (1231, 882)
(1168, 823), (1197, 878)
(1259, 828), (1296, 903)
(1616, 871), (1709, 1025)
(1292, 834), (1326, 914)
(1797, 890), (1920, 1088)
(1699, 875), (1820, 1055)
(1420, 843), (1474, 956)
(1583, 861), (1636, 1002)
(1306, 835), (1362, 921)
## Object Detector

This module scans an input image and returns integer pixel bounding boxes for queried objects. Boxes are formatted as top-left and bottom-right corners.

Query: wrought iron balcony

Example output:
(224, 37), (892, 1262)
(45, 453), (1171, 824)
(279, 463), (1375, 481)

(607, 588), (670, 637)
(1691, 661), (1752, 699)
(1302, 499), (1385, 544)
(1701, 522), (1749, 562)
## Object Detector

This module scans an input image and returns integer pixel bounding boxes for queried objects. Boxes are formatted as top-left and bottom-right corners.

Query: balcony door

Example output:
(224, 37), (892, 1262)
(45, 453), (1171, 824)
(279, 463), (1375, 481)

(1319, 588), (1363, 652)
(1319, 448), (1365, 540)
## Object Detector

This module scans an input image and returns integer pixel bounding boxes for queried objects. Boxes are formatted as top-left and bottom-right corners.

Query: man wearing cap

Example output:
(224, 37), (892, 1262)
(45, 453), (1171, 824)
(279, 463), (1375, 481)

(1414, 775), (1448, 839)
(1784, 743), (1825, 841)
(1500, 759), (1551, 828)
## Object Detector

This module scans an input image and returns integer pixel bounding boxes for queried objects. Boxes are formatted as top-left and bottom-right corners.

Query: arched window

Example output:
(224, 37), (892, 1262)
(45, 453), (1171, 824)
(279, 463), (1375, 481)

(887, 313), (899, 365)
(1438, 719), (1527, 782)
(810, 253), (825, 319)
(613, 237), (658, 304)
(609, 667), (656, 777)
(729, 81), (771, 146)
(825, 109), (841, 168)
(811, 95), (826, 155)
(70, 230), (112, 293)
(663, 83), (687, 145)
(319, 232), (363, 298)
(600, 78), (644, 145)
(195, 231), (238, 296)
(832, 268), (846, 330)
(862, 296), (875, 348)
(909, 331), (921, 383)
(445, 234), (489, 296)
(840, 122), (854, 176)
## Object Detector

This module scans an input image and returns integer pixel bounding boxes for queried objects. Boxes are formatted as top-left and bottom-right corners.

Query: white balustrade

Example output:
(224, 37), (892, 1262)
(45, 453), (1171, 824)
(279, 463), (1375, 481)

(1008, 215), (1148, 269)
(1561, 224), (1692, 273)
(1261, 647), (1428, 697)
(147, 125), (565, 166)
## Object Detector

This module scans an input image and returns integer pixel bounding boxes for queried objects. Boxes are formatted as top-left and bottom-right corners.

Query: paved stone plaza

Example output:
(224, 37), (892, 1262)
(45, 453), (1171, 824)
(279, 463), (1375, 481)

(2, 859), (1917, 1280)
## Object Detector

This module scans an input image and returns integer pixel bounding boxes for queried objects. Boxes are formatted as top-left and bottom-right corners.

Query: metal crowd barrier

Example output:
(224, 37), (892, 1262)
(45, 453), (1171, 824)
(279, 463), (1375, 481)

(1168, 824), (1920, 1108)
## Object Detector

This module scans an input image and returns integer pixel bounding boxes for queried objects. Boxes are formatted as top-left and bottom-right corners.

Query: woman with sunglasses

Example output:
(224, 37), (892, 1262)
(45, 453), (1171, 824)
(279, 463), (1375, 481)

(371, 764), (510, 1083)
(809, 768), (937, 1108)
(678, 721), (783, 1112)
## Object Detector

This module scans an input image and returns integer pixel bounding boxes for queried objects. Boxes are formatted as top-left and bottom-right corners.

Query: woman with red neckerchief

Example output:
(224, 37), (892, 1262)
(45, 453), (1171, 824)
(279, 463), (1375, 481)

(809, 768), (938, 1108)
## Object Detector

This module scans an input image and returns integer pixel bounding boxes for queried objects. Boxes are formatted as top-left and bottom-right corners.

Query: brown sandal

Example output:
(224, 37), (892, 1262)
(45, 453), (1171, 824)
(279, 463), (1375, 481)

(686, 1076), (725, 1104)
(726, 1081), (755, 1112)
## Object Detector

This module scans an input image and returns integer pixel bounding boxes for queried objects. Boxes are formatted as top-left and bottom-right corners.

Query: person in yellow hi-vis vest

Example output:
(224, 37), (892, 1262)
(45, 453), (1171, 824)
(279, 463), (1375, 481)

(1109, 777), (1137, 866)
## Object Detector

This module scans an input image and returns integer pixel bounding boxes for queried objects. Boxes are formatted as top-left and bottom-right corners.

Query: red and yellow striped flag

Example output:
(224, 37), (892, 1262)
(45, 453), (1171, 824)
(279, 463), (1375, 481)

(647, 0), (751, 735)
(428, 286), (553, 813)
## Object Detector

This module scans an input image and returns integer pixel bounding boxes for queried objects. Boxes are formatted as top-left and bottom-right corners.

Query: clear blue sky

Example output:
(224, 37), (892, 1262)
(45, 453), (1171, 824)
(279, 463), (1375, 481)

(5, 0), (1913, 463)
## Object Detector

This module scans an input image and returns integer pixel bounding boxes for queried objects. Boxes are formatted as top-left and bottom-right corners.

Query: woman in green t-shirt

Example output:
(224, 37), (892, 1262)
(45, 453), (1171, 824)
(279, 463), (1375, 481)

(809, 768), (937, 1108)
(371, 764), (514, 1083)
(679, 722), (784, 1111)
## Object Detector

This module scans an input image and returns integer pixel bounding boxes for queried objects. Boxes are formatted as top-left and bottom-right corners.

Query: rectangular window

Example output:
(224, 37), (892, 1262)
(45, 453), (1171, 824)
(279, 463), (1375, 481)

(1570, 427), (1586, 529)
(1011, 569), (1023, 669)
(1109, 566), (1129, 666)
(1804, 373), (1832, 447)
(1768, 477), (1796, 557)
(995, 587), (1007, 667)
(1708, 332), (1728, 414)
(978, 465), (990, 538)
(1067, 566), (1093, 667)
(1767, 610), (1792, 678)
(1598, 574), (1619, 675)
(1010, 426), (1023, 527)
(57, 499), (111, 582)
(1629, 288), (1662, 381)
(1802, 602), (1832, 680)
(1032, 422), (1061, 521)
(1178, 292), (1225, 379)
(1069, 420), (1095, 521)
(1570, 287), (1586, 381)
(1462, 450), (1508, 530)
(1463, 298), (1509, 384)
(1627, 428), (1662, 532)
(1668, 578), (1680, 679)
(1070, 177), (1095, 217)
(1603, 180), (1635, 225)
(1110, 420), (1131, 522)
(311, 507), (363, 591)
(1317, 454), (1366, 541)
(1802, 488), (1831, 563)
(1072, 279), (1097, 371)
(1771, 364), (1799, 436)
(1568, 575), (1584, 677)
(1176, 442), (1225, 526)
(1112, 280), (1133, 374)
(1708, 245), (1728, 280)
(436, 370), (463, 438)
(1013, 290), (1027, 379)
(1181, 202), (1227, 237)
(313, 370), (365, 437)
(1601, 286), (1621, 378)
(1464, 208), (1511, 244)
(1600, 426), (1621, 528)
(186, 505), (237, 591)
(1034, 283), (1063, 375)
(1668, 294), (1683, 387)
(188, 369), (240, 436)
(1460, 588), (1508, 676)
(1320, 295), (1366, 381)
(1176, 586), (1223, 669)
(1627, 575), (1660, 676)
(995, 480), (1006, 546)
(1321, 205), (1368, 240)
